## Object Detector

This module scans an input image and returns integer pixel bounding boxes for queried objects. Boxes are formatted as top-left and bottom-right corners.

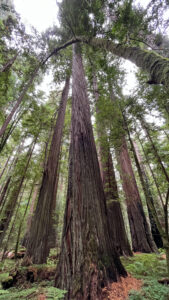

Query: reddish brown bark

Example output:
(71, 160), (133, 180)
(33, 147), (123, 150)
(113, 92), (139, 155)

(55, 44), (126, 300)
(117, 137), (157, 253)
(24, 77), (70, 264)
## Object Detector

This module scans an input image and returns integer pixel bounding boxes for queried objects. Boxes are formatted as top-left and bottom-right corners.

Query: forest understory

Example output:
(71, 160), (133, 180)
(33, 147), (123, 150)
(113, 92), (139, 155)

(0, 250), (169, 299)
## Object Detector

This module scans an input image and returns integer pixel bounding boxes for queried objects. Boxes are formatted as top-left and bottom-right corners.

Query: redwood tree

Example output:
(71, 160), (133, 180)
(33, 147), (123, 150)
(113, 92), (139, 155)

(24, 76), (70, 264)
(55, 44), (126, 300)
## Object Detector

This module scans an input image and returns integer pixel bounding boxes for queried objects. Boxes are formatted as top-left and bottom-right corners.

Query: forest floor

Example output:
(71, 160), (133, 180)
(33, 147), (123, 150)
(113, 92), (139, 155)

(0, 250), (168, 299)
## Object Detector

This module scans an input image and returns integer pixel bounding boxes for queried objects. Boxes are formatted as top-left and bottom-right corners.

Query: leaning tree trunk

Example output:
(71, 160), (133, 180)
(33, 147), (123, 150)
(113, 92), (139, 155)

(88, 37), (169, 88)
(117, 136), (157, 253)
(24, 77), (70, 265)
(92, 73), (132, 256)
(55, 44), (126, 300)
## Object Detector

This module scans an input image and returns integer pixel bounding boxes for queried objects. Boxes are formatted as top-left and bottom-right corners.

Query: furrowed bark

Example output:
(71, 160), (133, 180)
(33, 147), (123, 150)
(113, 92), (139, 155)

(55, 44), (126, 300)
(24, 77), (70, 264)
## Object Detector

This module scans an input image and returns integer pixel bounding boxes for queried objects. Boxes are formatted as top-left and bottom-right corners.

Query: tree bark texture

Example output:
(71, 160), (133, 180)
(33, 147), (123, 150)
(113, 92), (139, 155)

(55, 44), (126, 300)
(24, 77), (70, 264)
(117, 136), (157, 253)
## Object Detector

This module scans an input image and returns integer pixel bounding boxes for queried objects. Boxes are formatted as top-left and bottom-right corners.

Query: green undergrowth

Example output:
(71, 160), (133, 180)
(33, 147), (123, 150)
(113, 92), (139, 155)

(121, 252), (169, 300)
(0, 248), (66, 299)
(0, 285), (67, 299)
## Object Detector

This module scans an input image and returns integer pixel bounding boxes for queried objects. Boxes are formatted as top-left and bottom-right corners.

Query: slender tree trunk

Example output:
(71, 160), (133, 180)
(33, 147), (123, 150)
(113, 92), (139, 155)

(1, 180), (27, 261)
(126, 123), (163, 248)
(0, 140), (36, 247)
(92, 73), (132, 256)
(137, 133), (165, 209)
(0, 66), (40, 137)
(55, 44), (126, 300)
(14, 180), (35, 258)
(22, 182), (40, 248)
(0, 156), (10, 181)
(117, 136), (157, 253)
(141, 120), (169, 183)
(24, 77), (70, 264)
(0, 176), (11, 207)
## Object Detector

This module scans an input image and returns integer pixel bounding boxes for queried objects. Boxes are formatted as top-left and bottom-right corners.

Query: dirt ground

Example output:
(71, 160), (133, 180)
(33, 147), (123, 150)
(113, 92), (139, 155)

(102, 274), (142, 300)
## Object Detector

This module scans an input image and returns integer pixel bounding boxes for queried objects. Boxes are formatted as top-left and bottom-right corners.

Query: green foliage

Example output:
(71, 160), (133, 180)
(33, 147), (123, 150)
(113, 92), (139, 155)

(129, 279), (169, 300)
(121, 253), (169, 300)
(121, 253), (168, 279)
(47, 287), (67, 299)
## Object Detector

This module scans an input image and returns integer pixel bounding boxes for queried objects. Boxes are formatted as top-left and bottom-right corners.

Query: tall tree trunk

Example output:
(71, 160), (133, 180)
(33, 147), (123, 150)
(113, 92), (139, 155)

(92, 73), (132, 256)
(55, 44), (126, 300)
(126, 122), (163, 248)
(117, 136), (157, 253)
(24, 77), (70, 264)
(15, 180), (35, 258)
(108, 88), (156, 253)
(0, 140), (36, 247)
(22, 182), (40, 248)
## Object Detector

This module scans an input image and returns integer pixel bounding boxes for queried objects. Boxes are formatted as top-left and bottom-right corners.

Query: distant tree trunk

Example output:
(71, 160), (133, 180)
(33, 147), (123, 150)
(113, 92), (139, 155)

(141, 120), (169, 183)
(0, 155), (10, 181)
(125, 118), (163, 248)
(0, 140), (36, 247)
(92, 73), (132, 256)
(55, 44), (126, 300)
(15, 180), (36, 258)
(0, 176), (11, 207)
(133, 140), (163, 248)
(24, 77), (70, 264)
(117, 136), (157, 253)
(0, 65), (41, 137)
(22, 182), (40, 248)
(137, 133), (165, 208)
